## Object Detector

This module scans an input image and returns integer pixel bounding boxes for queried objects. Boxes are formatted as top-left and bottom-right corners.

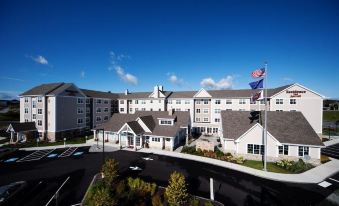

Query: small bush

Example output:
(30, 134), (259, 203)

(321, 155), (330, 164)
(127, 177), (157, 196)
(115, 180), (126, 196)
(204, 200), (214, 206)
(152, 194), (163, 206)
(276, 159), (293, 170)
(289, 159), (313, 173)
(190, 197), (200, 206)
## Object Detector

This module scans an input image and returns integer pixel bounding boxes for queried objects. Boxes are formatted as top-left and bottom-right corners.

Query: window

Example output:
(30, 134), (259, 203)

(203, 109), (209, 114)
(38, 109), (42, 114)
(203, 99), (209, 104)
(213, 128), (218, 133)
(215, 118), (220, 123)
(150, 108), (153, 111)
(96, 108), (102, 113)
(175, 108), (181, 111)
(128, 100), (132, 104)
(196, 100), (201, 104)
(104, 116), (109, 121)
(185, 100), (190, 104)
(290, 110), (296, 112)
(168, 100), (172, 104)
(135, 100), (139, 104)
(86, 99), (90, 104)
(37, 97), (42, 102)
(96, 99), (102, 104)
(104, 107), (109, 112)
(32, 101), (36, 108)
(260, 99), (265, 104)
(160, 120), (172, 125)
(176, 100), (181, 104)
(24, 97), (29, 103)
(120, 100), (124, 104)
(278, 145), (289, 155)
(214, 109), (221, 114)
(77, 118), (83, 124)
(77, 108), (84, 114)
(37, 120), (42, 126)
(298, 146), (309, 157)
(196, 117), (201, 122)
(247, 144), (265, 155)
(25, 119), (29, 122)
(239, 99), (246, 104)
(142, 108), (146, 111)
(239, 109), (245, 111)
(77, 98), (84, 104)
(276, 99), (283, 104)
(96, 116), (102, 122)
(32, 114), (36, 119)
(215, 99), (221, 104)
(129, 108), (133, 112)
(152, 137), (161, 142)
(25, 108), (29, 114)
(150, 100), (153, 103)
(226, 99), (232, 104)
(86, 107), (90, 113)
(141, 100), (146, 104)
(135, 108), (138, 111)
(290, 99), (296, 104)
(276, 110), (283, 112)
(203, 118), (209, 122)
(196, 109), (201, 113)
(120, 108), (124, 112)
(104, 100), (108, 104)
(226, 109), (232, 111)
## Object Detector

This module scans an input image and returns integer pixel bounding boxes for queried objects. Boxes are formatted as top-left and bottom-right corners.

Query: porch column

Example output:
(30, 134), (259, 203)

(10, 132), (14, 144)
(133, 134), (136, 151)
(118, 134), (121, 148)
(170, 138), (174, 151)
(16, 133), (20, 143)
(185, 127), (189, 145)
(93, 130), (97, 140)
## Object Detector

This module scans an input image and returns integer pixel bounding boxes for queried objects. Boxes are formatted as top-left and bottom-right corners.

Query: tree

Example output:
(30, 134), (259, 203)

(90, 185), (116, 206)
(101, 158), (119, 186)
(165, 171), (189, 206)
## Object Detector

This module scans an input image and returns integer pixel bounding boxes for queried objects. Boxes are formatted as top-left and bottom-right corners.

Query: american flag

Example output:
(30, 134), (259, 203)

(251, 68), (266, 78)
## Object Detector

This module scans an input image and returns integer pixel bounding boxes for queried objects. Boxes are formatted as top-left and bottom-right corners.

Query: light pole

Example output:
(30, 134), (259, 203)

(63, 138), (66, 148)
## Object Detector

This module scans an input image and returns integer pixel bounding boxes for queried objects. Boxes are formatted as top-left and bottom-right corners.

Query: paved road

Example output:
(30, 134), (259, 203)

(322, 143), (339, 159)
(0, 147), (338, 206)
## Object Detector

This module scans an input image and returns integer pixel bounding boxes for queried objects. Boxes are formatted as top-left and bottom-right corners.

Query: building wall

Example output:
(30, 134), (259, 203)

(92, 98), (112, 128)
(167, 98), (194, 119)
(127, 98), (166, 113)
(270, 84), (323, 134)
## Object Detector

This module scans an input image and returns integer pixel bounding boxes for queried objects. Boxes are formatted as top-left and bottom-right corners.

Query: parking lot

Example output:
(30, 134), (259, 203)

(322, 143), (339, 159)
(0, 147), (87, 164)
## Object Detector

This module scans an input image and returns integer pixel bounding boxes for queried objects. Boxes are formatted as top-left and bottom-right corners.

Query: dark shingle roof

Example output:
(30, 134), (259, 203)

(126, 121), (145, 134)
(8, 122), (37, 132)
(98, 111), (190, 137)
(81, 89), (121, 99)
(118, 91), (172, 99)
(221, 111), (323, 146)
(20, 83), (65, 96)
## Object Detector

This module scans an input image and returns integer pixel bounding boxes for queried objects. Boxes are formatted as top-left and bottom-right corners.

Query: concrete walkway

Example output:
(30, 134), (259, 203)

(135, 148), (339, 184)
(17, 141), (339, 184)
(19, 139), (96, 151)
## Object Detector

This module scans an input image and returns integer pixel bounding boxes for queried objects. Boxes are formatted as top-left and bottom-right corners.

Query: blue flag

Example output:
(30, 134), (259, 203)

(249, 79), (264, 89)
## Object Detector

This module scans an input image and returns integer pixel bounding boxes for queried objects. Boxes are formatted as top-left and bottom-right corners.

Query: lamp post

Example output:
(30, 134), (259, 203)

(64, 138), (66, 148)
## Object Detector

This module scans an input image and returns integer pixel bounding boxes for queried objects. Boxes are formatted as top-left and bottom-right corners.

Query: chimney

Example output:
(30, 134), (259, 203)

(158, 85), (163, 92)
(168, 108), (174, 116)
(153, 85), (159, 98)
(125, 89), (129, 95)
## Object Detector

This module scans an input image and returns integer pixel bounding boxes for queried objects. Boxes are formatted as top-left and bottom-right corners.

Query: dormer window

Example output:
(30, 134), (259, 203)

(159, 119), (173, 125)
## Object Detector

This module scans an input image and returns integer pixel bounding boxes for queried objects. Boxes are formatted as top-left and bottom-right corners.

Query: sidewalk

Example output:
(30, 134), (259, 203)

(19, 139), (96, 151)
(135, 148), (339, 184)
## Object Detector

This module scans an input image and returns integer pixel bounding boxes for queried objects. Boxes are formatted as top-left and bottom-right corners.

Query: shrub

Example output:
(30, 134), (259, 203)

(204, 200), (214, 206)
(276, 159), (293, 170)
(115, 180), (126, 196)
(127, 177), (157, 196)
(84, 182), (116, 206)
(190, 197), (200, 206)
(214, 147), (224, 158)
(165, 171), (189, 206)
(321, 155), (330, 164)
(101, 159), (119, 186)
(289, 159), (313, 173)
(152, 194), (163, 206)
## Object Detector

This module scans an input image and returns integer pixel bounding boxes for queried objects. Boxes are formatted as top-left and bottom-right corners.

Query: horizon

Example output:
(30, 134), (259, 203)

(0, 0), (338, 99)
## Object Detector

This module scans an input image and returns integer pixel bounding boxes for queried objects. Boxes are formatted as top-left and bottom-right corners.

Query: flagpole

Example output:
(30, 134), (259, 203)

(264, 62), (268, 171)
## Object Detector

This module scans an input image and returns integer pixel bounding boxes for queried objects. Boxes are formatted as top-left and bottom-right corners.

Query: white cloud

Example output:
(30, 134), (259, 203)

(200, 75), (234, 89)
(108, 51), (138, 85)
(168, 73), (184, 86)
(0, 91), (20, 100)
(80, 70), (85, 78)
(115, 66), (138, 85)
(32, 55), (48, 65)
(0, 76), (25, 82)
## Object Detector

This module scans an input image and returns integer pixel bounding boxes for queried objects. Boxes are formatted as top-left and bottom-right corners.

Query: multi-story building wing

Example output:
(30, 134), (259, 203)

(20, 83), (87, 141)
(81, 89), (120, 129)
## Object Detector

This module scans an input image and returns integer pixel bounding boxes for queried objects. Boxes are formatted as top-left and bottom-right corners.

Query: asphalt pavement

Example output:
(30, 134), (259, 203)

(322, 143), (339, 159)
(0, 147), (338, 206)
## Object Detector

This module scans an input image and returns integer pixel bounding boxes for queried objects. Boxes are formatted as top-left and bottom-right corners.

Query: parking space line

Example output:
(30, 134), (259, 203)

(329, 178), (339, 183)
(58, 147), (78, 158)
(18, 149), (55, 162)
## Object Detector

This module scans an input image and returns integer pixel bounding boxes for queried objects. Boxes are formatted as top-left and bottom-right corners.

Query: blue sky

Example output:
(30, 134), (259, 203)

(0, 0), (338, 99)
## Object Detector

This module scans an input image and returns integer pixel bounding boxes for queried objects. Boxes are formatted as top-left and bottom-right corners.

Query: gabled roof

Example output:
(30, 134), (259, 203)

(98, 111), (190, 137)
(7, 122), (37, 133)
(118, 91), (172, 99)
(126, 121), (145, 135)
(81, 89), (121, 99)
(20, 83), (65, 96)
(221, 111), (324, 146)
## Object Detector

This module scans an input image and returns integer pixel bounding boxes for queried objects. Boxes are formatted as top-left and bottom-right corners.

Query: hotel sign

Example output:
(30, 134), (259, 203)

(286, 90), (306, 98)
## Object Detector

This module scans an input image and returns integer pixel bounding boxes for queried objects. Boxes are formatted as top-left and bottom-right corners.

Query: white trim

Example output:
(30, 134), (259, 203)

(270, 83), (324, 99)
(193, 88), (212, 98)
(117, 123), (138, 136)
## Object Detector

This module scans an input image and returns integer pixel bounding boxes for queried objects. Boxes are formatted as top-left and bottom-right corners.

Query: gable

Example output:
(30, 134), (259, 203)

(149, 91), (166, 98)
(270, 83), (323, 99)
(136, 118), (152, 133)
(235, 123), (281, 145)
(193, 88), (212, 98)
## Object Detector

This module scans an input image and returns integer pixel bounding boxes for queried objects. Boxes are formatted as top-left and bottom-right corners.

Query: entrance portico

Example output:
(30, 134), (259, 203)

(117, 121), (144, 150)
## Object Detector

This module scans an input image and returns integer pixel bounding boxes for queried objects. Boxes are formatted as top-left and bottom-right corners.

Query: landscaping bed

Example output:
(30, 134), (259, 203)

(83, 159), (223, 206)
(181, 145), (314, 174)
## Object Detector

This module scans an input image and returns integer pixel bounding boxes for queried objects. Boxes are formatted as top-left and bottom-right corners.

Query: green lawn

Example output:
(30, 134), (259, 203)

(0, 112), (19, 121)
(323, 111), (339, 122)
(242, 160), (292, 174)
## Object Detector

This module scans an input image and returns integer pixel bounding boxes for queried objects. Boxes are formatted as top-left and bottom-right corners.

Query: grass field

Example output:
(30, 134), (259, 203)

(242, 160), (292, 174)
(323, 111), (339, 122)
